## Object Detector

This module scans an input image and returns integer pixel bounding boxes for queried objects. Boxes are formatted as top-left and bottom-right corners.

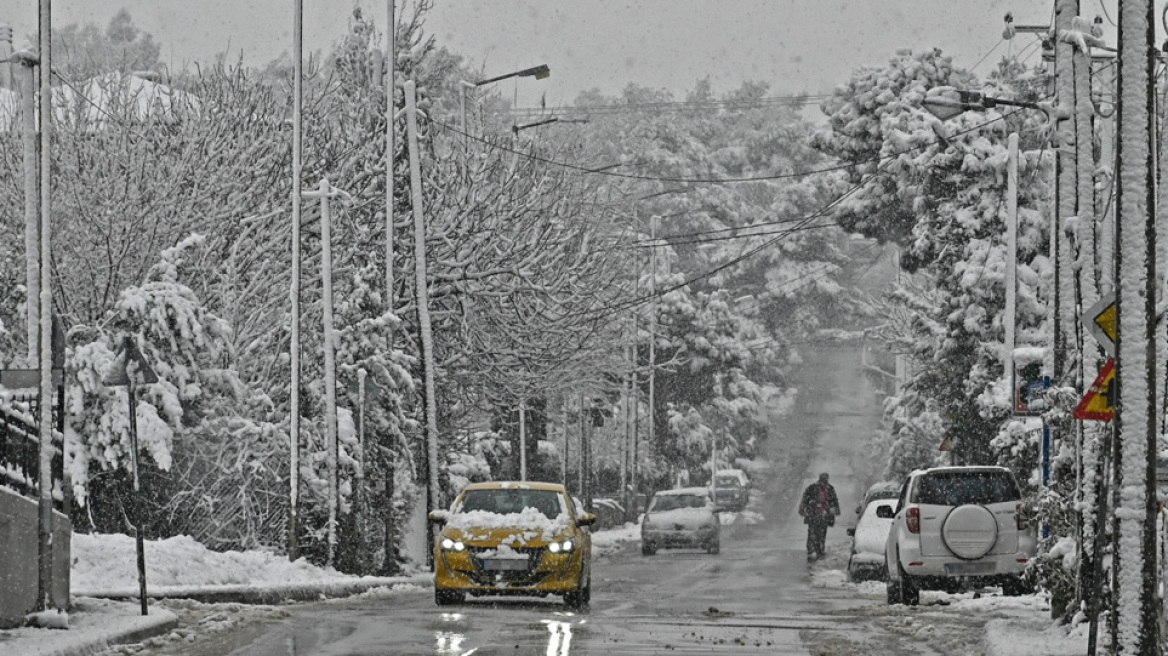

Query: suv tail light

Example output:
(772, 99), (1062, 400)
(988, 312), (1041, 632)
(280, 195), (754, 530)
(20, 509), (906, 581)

(1016, 502), (1028, 530)
(906, 507), (920, 534)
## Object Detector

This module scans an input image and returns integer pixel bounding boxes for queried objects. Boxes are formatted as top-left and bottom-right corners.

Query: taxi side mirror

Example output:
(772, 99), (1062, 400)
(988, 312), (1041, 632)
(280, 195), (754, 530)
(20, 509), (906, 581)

(875, 505), (894, 519)
(576, 512), (598, 527)
(428, 510), (450, 525)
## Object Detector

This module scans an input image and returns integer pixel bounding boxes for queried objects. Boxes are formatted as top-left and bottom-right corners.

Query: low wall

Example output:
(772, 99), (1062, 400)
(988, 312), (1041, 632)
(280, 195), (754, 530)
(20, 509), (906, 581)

(0, 486), (71, 628)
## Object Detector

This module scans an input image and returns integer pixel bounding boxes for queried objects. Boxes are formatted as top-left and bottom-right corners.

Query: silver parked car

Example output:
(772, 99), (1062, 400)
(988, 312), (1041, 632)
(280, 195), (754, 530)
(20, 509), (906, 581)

(847, 498), (896, 582)
(641, 487), (720, 555)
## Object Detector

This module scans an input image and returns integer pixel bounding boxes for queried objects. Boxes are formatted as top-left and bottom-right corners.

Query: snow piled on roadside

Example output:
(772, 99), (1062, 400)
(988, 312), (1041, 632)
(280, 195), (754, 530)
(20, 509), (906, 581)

(591, 521), (640, 557)
(72, 533), (360, 592)
(983, 616), (1088, 656)
(74, 519), (642, 594)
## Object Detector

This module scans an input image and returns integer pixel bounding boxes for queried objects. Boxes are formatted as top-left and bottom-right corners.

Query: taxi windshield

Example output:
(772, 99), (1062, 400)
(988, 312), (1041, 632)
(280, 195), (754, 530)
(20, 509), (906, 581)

(457, 489), (564, 519)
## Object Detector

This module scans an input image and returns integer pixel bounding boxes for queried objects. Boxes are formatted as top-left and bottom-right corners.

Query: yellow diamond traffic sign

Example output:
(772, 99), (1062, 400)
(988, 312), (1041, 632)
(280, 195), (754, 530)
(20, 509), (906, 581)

(1083, 292), (1116, 357)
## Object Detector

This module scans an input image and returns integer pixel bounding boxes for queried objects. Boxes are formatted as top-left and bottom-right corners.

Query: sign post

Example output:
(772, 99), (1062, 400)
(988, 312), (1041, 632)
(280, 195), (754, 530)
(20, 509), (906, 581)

(104, 335), (158, 616)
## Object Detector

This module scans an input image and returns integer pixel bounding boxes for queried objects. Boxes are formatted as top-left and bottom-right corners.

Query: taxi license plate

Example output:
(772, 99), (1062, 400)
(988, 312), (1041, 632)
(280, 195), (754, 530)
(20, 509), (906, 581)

(945, 562), (994, 575)
(482, 559), (528, 571)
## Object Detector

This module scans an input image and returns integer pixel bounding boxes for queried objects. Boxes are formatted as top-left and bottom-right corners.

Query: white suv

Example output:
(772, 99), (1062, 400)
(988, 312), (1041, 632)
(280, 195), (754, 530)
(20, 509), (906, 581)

(879, 466), (1036, 605)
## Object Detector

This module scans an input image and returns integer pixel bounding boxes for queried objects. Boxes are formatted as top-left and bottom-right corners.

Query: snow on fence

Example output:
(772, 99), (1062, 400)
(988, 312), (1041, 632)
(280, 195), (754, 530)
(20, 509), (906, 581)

(0, 399), (66, 512)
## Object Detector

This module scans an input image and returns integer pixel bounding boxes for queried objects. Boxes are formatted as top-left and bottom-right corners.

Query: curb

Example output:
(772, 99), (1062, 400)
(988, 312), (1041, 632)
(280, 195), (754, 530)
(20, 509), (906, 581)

(105, 614), (180, 651)
(76, 575), (433, 606)
(5, 609), (179, 656)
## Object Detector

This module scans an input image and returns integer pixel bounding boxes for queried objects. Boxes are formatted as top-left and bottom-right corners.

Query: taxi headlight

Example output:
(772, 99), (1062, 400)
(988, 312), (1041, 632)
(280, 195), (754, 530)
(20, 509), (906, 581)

(548, 539), (575, 554)
(440, 537), (466, 552)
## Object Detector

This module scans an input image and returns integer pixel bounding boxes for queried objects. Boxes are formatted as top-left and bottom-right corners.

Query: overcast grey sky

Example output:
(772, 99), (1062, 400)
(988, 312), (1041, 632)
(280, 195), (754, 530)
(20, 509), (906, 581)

(0, 0), (1119, 109)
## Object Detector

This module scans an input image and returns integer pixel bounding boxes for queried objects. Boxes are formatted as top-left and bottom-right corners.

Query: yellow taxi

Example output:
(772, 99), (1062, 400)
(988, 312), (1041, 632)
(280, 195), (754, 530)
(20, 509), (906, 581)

(429, 481), (597, 609)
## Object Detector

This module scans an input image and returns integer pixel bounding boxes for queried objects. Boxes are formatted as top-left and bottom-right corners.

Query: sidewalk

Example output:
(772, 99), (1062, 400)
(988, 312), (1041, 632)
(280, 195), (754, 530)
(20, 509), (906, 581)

(0, 575), (431, 656)
(0, 598), (178, 656)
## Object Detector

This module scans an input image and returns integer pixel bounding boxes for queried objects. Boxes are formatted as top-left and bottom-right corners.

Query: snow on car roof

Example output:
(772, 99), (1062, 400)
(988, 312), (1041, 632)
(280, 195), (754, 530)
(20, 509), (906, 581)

(656, 487), (711, 496)
(461, 480), (568, 492)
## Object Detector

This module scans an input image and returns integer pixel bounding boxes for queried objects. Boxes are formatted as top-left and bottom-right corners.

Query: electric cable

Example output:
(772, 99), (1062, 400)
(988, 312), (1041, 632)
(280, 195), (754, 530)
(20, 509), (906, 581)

(427, 107), (1027, 186)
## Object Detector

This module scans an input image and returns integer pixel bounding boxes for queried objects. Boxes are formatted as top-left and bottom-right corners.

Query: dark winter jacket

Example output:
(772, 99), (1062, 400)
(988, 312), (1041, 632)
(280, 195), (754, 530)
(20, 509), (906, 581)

(799, 482), (840, 526)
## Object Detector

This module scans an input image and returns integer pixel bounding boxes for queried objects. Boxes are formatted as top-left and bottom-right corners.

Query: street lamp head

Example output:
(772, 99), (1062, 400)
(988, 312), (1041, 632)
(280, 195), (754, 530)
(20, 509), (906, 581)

(518, 64), (551, 80)
(474, 64), (551, 87)
(922, 87), (984, 121)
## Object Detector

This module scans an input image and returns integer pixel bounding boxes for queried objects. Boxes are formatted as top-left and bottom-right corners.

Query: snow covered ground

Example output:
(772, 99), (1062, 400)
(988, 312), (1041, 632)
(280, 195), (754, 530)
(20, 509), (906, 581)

(72, 533), (394, 594)
(808, 534), (1089, 656)
(0, 520), (644, 656)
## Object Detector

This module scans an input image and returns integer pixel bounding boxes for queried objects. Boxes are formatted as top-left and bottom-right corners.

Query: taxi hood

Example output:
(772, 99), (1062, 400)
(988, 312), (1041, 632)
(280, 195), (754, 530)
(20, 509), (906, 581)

(443, 507), (571, 547)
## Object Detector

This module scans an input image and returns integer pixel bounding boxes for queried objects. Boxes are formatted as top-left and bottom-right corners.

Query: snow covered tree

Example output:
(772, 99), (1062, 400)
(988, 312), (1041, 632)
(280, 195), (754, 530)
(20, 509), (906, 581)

(813, 49), (1052, 469)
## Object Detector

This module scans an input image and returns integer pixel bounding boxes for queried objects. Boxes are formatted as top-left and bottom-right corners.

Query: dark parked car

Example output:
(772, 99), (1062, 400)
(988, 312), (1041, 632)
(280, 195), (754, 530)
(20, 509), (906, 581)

(711, 469), (749, 511)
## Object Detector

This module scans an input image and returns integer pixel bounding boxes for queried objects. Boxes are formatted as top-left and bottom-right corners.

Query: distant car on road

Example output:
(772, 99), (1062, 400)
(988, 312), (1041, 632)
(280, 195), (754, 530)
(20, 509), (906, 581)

(641, 487), (721, 555)
(711, 469), (750, 511)
(881, 466), (1037, 606)
(429, 481), (597, 609)
(846, 498), (896, 582)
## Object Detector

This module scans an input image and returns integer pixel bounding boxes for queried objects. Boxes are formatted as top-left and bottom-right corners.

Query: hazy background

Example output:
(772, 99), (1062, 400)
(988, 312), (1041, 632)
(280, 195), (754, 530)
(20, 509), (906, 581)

(0, 0), (1113, 109)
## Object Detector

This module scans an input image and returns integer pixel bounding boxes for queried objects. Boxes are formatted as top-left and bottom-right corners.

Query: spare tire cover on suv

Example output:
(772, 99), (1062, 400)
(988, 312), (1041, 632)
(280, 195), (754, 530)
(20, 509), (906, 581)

(941, 505), (998, 559)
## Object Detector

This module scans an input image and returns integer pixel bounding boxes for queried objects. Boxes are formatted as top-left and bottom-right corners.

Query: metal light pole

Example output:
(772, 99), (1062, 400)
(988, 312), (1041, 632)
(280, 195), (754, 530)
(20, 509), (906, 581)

(288, 0), (304, 562)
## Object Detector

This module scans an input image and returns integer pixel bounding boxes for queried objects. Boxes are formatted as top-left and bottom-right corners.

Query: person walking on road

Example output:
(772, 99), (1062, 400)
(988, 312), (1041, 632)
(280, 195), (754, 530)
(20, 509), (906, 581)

(798, 473), (840, 561)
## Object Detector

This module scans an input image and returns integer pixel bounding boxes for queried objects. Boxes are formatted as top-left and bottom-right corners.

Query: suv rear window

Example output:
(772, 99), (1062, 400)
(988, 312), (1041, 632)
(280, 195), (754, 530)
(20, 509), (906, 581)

(911, 471), (1020, 506)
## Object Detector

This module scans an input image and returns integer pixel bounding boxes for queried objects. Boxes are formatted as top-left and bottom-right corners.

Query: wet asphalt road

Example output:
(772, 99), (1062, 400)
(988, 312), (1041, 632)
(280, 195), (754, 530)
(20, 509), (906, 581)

(139, 346), (940, 656)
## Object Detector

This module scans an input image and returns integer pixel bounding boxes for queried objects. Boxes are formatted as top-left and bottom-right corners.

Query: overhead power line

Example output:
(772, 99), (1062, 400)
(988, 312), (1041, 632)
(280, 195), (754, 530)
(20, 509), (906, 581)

(428, 107), (1028, 186)
(508, 94), (829, 120)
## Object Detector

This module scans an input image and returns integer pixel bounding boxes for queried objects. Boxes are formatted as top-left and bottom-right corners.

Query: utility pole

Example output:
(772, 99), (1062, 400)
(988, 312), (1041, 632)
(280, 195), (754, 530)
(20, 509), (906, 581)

(404, 80), (440, 532)
(583, 398), (593, 513)
(621, 337), (631, 514)
(385, 0), (395, 309)
(16, 46), (37, 364)
(35, 0), (54, 613)
(648, 215), (657, 479)
(381, 0), (398, 577)
(519, 399), (527, 481)
(301, 179), (342, 568)
(1112, 0), (1161, 652)
(288, 0), (304, 562)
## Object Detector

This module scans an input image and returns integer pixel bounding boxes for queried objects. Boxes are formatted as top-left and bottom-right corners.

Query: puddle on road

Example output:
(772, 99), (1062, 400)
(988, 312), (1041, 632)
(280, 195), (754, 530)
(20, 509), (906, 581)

(541, 619), (573, 656)
(429, 606), (588, 656)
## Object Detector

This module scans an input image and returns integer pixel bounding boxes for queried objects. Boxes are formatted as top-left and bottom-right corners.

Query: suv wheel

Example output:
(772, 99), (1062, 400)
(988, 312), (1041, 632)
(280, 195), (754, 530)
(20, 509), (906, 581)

(886, 574), (902, 604)
(641, 541), (657, 556)
(1002, 574), (1032, 597)
(889, 563), (919, 606)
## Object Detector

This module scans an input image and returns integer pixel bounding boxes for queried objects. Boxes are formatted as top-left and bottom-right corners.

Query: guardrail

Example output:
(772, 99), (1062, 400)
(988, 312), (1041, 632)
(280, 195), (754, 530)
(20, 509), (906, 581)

(0, 399), (66, 513)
